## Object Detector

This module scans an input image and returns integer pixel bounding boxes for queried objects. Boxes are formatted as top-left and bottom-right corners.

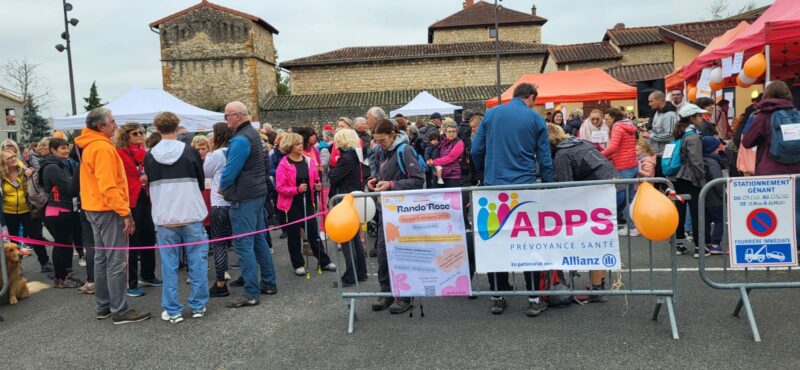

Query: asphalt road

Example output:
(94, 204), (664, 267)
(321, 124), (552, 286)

(1, 232), (799, 369)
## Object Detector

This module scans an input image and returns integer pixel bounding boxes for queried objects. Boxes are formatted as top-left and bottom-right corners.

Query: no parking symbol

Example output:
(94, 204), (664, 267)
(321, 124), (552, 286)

(746, 208), (777, 237)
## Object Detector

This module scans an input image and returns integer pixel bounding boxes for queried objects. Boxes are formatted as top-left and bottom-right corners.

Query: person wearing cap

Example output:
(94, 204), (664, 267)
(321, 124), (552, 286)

(429, 112), (443, 132)
(670, 104), (706, 257)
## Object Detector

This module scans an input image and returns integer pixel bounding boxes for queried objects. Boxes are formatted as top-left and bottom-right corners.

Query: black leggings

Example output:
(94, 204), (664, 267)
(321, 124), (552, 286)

(128, 192), (157, 287)
(4, 212), (49, 266)
(285, 216), (331, 269)
(44, 210), (80, 279)
(675, 179), (701, 242)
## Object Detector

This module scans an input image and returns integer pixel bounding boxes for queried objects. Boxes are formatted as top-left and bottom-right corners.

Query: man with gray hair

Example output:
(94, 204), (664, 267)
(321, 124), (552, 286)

(75, 108), (151, 324)
(365, 107), (386, 131)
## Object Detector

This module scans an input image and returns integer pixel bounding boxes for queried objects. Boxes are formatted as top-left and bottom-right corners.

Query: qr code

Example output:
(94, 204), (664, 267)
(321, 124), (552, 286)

(424, 286), (436, 296)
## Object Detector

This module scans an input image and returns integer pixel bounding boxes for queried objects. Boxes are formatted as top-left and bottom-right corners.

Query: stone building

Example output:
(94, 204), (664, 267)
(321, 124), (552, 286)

(0, 87), (23, 142)
(428, 0), (546, 44)
(149, 0), (279, 121)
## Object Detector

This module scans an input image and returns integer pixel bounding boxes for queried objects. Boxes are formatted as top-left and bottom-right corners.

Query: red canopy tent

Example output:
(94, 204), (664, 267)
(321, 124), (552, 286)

(682, 0), (800, 84)
(665, 21), (750, 89)
(485, 68), (637, 108)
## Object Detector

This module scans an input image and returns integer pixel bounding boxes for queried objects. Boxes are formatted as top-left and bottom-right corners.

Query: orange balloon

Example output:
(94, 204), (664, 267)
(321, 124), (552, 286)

(743, 53), (766, 78)
(53, 131), (66, 139)
(687, 87), (697, 102)
(631, 182), (679, 241)
(709, 80), (725, 92)
(325, 194), (360, 243)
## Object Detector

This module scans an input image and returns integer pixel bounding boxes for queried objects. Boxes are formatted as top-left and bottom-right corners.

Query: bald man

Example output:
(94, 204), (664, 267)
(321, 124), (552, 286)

(220, 101), (277, 308)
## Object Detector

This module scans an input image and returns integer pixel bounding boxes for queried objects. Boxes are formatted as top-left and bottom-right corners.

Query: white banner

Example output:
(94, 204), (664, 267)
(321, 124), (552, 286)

(381, 189), (472, 297)
(728, 176), (797, 268)
(472, 184), (621, 273)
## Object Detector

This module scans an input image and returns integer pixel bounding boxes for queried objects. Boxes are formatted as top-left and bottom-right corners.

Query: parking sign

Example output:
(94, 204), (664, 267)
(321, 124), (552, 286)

(727, 176), (797, 267)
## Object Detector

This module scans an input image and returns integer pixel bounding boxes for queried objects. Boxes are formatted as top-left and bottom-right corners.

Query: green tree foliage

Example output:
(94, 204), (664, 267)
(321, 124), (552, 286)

(20, 94), (50, 144)
(83, 81), (104, 111)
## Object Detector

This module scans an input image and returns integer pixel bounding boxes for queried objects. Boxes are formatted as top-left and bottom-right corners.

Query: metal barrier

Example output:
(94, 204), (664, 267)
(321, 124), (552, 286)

(1, 238), (7, 322)
(327, 178), (681, 338)
(697, 174), (800, 342)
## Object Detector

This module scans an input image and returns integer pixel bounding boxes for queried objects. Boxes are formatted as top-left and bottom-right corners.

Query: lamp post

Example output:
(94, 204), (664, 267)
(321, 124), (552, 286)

(55, 0), (79, 115)
(494, 0), (503, 106)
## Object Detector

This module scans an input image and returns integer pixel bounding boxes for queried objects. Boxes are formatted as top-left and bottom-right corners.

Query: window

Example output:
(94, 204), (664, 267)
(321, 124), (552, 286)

(5, 108), (15, 125)
(488, 27), (497, 39)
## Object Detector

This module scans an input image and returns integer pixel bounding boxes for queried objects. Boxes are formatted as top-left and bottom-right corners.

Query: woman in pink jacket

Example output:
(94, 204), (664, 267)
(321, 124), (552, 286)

(275, 133), (335, 277)
(601, 108), (639, 236)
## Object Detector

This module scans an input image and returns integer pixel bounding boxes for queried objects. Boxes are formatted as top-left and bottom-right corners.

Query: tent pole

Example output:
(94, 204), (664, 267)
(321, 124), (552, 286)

(765, 44), (771, 84)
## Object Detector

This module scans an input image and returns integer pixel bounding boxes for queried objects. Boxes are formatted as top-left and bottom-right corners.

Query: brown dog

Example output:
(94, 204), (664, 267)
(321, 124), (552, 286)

(1, 242), (30, 304)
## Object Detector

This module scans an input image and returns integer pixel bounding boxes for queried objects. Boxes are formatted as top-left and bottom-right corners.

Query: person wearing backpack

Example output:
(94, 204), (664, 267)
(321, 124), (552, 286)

(741, 81), (800, 242)
(669, 104), (707, 256)
(40, 137), (84, 289)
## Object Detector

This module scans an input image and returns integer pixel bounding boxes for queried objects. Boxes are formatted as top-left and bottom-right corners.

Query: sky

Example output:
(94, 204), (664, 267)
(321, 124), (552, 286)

(0, 0), (771, 119)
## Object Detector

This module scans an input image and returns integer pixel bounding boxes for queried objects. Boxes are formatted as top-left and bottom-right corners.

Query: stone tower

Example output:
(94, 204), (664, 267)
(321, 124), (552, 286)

(150, 1), (279, 120)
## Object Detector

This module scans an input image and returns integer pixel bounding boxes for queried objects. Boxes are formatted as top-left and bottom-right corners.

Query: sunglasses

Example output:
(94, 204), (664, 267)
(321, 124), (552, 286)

(129, 131), (143, 137)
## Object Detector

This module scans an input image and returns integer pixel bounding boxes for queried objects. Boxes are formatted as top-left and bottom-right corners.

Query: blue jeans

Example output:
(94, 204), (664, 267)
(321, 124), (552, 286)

(230, 196), (277, 299)
(158, 222), (209, 315)
(617, 166), (638, 227)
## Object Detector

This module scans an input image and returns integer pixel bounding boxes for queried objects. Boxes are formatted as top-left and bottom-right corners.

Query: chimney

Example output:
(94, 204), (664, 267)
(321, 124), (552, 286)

(463, 0), (474, 9)
(531, 4), (537, 16)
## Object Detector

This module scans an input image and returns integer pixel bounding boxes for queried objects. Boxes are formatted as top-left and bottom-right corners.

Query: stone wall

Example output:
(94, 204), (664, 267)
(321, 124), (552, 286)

(158, 6), (277, 120)
(261, 99), (490, 130)
(433, 25), (542, 44)
(559, 59), (621, 71)
(620, 43), (673, 66)
(289, 54), (545, 95)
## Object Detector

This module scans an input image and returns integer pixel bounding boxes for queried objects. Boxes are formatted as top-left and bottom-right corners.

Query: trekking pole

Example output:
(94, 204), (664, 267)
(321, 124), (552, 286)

(302, 183), (310, 280)
(316, 182), (323, 275)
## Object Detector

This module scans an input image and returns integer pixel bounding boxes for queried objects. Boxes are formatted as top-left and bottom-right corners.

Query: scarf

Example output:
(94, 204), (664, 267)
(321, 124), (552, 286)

(578, 118), (610, 149)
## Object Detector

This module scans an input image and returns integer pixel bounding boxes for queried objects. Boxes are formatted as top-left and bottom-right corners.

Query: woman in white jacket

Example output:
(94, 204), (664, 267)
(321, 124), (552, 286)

(204, 122), (234, 297)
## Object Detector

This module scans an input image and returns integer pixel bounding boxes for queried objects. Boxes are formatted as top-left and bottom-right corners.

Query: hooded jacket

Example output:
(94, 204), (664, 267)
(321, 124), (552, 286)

(1, 162), (29, 215)
(374, 132), (425, 190)
(553, 137), (619, 184)
(649, 101), (678, 155)
(144, 139), (207, 226)
(40, 155), (77, 211)
(673, 127), (705, 189)
(471, 98), (554, 185)
(602, 120), (638, 170)
(742, 98), (800, 176)
(75, 128), (130, 217)
(116, 143), (147, 208)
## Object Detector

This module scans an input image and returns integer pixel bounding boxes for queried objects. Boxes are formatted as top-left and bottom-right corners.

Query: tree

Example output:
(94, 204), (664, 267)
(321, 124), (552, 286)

(276, 69), (291, 95)
(20, 94), (50, 144)
(708, 0), (757, 20)
(83, 81), (104, 111)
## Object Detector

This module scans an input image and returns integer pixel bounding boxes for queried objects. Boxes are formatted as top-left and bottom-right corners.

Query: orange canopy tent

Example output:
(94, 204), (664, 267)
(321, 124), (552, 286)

(665, 21), (750, 89)
(485, 68), (637, 108)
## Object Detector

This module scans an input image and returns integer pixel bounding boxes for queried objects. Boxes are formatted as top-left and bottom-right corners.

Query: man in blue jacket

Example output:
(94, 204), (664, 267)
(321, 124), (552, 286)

(470, 82), (553, 317)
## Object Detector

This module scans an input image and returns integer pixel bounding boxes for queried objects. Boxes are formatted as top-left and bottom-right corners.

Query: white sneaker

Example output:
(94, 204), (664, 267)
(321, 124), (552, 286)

(186, 277), (190, 284)
(295, 267), (307, 276)
(618, 226), (629, 236)
(161, 311), (184, 324)
(322, 263), (337, 272)
(79, 257), (86, 267)
(319, 231), (327, 241)
(192, 306), (206, 319)
(629, 228), (640, 237)
(437, 178), (444, 185)
(224, 271), (231, 281)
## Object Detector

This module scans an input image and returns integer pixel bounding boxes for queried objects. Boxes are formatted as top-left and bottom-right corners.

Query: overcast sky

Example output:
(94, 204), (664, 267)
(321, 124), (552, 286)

(0, 0), (771, 118)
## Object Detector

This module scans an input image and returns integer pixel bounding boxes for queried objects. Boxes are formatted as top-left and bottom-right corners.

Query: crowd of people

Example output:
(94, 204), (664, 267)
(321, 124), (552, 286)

(2, 79), (798, 323)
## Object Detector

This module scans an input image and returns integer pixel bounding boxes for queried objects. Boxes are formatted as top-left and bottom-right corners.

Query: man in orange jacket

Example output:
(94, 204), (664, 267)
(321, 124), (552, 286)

(75, 108), (150, 325)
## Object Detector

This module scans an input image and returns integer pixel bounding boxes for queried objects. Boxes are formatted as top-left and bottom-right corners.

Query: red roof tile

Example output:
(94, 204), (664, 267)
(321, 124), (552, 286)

(660, 20), (745, 49)
(605, 62), (674, 85)
(548, 42), (622, 64)
(604, 26), (665, 47)
(149, 0), (278, 34)
(281, 41), (548, 68)
(428, 1), (547, 30)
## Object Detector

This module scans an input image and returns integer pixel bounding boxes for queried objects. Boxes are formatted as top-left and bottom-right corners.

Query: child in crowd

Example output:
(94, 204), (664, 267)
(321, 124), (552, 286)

(701, 136), (726, 255)
(636, 140), (657, 181)
(424, 132), (443, 185)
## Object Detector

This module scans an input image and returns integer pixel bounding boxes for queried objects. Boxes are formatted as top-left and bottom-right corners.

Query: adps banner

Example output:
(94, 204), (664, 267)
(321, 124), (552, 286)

(728, 176), (797, 268)
(472, 184), (621, 273)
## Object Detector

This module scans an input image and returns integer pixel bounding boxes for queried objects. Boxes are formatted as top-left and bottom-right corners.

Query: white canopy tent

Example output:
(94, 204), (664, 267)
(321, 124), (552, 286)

(52, 87), (224, 132)
(389, 91), (463, 117)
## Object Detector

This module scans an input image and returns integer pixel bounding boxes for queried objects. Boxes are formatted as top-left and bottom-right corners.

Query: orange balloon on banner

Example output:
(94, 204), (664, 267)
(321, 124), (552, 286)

(743, 53), (766, 78)
(325, 194), (360, 243)
(709, 80), (725, 92)
(687, 87), (697, 102)
(631, 182), (679, 241)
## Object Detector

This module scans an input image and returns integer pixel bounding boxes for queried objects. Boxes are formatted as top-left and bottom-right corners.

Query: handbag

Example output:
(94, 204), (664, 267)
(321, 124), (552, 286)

(736, 134), (756, 176)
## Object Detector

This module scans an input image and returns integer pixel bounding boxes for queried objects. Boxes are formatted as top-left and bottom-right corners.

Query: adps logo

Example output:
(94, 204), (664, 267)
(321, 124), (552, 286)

(476, 192), (532, 240)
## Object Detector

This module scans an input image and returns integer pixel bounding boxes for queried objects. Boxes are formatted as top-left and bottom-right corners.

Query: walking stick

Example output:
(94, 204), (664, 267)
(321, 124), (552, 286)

(316, 182), (323, 275)
(302, 182), (310, 280)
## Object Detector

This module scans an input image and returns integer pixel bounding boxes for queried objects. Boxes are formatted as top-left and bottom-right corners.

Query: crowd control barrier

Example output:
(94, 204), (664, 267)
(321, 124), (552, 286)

(697, 174), (800, 342)
(0, 238), (7, 322)
(327, 178), (680, 339)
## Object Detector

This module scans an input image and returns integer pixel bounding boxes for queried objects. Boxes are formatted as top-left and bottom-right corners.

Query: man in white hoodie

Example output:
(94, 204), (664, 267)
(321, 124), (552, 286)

(144, 112), (209, 324)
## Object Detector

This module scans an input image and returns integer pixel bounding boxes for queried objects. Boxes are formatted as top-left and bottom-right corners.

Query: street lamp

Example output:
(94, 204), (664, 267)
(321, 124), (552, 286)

(54, 0), (78, 115)
(494, 0), (503, 106)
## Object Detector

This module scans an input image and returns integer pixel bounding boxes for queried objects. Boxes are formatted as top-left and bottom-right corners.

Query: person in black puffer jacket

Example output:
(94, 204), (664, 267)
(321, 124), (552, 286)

(328, 129), (367, 287)
(40, 138), (83, 289)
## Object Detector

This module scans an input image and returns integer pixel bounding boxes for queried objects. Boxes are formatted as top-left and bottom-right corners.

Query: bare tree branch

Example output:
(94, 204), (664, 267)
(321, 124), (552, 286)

(708, 0), (728, 20)
(2, 59), (50, 109)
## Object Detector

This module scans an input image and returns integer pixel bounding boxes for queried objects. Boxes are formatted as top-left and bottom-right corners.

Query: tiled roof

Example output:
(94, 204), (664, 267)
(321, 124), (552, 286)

(429, 1), (547, 30)
(548, 42), (622, 64)
(660, 20), (745, 49)
(281, 41), (548, 68)
(725, 5), (769, 22)
(605, 62), (674, 85)
(149, 0), (278, 34)
(604, 26), (665, 47)
(263, 84), (510, 111)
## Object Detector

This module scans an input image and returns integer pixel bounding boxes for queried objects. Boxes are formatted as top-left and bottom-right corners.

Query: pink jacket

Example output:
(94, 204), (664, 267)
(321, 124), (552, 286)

(275, 155), (319, 212)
